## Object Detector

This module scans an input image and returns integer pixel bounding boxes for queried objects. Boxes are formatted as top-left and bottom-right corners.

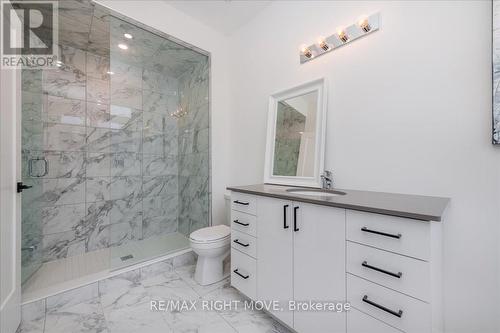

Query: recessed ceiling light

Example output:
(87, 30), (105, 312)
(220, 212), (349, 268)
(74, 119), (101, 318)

(124, 33), (133, 39)
(107, 71), (114, 75)
(118, 43), (128, 50)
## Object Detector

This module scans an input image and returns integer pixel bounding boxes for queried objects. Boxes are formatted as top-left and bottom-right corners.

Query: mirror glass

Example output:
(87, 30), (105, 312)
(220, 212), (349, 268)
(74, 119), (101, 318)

(272, 91), (318, 177)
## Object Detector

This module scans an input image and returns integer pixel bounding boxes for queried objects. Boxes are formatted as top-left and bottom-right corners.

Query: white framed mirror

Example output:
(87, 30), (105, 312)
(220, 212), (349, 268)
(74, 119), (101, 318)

(264, 78), (327, 188)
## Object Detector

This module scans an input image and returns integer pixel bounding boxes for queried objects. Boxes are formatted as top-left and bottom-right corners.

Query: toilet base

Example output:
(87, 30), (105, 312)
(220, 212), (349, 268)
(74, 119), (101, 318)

(194, 251), (229, 286)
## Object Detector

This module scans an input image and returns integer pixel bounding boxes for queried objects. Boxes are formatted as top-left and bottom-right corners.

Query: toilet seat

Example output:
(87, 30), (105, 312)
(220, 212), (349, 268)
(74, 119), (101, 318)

(189, 225), (230, 244)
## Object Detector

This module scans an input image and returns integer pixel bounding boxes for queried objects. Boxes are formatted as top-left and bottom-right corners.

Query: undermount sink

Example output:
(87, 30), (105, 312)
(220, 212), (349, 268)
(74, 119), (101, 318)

(286, 188), (347, 197)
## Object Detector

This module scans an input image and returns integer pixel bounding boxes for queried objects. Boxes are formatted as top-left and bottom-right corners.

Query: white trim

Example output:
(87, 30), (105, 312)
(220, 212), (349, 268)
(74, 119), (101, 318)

(264, 78), (327, 188)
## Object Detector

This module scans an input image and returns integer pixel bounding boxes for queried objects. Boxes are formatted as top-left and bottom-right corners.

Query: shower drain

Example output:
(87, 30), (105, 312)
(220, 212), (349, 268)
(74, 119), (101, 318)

(120, 254), (134, 261)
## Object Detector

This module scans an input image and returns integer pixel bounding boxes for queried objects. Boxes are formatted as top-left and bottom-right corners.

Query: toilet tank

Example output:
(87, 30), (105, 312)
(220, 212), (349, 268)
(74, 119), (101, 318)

(224, 193), (231, 226)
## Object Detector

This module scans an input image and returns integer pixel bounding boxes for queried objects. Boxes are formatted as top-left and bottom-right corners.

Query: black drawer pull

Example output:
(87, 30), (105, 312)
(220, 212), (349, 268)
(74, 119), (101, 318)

(233, 239), (249, 247)
(362, 261), (403, 278)
(362, 295), (403, 318)
(234, 200), (249, 206)
(233, 269), (249, 279)
(361, 227), (401, 239)
(233, 220), (249, 226)
(293, 206), (299, 232)
(283, 204), (289, 229)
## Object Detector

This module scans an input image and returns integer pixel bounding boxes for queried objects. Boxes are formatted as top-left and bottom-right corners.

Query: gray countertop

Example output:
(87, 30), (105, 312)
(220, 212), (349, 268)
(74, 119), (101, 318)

(227, 184), (450, 222)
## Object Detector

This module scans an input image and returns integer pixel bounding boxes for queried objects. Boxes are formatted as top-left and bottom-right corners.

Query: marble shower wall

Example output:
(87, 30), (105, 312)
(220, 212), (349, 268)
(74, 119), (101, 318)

(21, 42), (181, 265)
(273, 102), (306, 176)
(177, 58), (210, 235)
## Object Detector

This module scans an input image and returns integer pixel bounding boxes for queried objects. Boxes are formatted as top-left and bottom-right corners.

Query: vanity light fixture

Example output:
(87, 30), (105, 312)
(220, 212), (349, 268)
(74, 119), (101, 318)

(299, 12), (380, 64)
(118, 43), (128, 50)
(124, 33), (133, 39)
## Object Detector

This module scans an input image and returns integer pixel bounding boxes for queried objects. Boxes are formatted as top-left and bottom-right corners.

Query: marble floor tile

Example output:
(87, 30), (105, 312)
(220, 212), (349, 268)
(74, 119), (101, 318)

(16, 299), (45, 333)
(174, 264), (228, 297)
(103, 298), (171, 333)
(19, 253), (295, 333)
(203, 281), (293, 333)
(45, 299), (108, 333)
(46, 283), (99, 310)
(162, 308), (236, 333)
(98, 269), (148, 311)
(141, 269), (199, 302)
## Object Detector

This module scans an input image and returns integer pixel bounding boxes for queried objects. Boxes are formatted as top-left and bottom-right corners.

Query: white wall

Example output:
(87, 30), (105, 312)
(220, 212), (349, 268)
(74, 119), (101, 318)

(96, 0), (232, 226)
(227, 1), (499, 332)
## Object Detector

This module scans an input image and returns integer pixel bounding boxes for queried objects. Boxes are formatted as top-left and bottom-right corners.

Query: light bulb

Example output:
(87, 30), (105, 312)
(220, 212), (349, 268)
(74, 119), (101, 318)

(300, 44), (313, 59)
(317, 36), (329, 51)
(118, 43), (128, 50)
(358, 16), (371, 33)
(337, 28), (349, 43)
(124, 33), (133, 39)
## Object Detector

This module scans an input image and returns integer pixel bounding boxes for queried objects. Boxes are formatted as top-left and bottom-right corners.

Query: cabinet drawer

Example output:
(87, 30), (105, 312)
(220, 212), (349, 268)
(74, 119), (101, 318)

(231, 193), (257, 215)
(231, 230), (257, 258)
(347, 242), (430, 302)
(231, 210), (257, 237)
(231, 249), (257, 299)
(347, 308), (402, 333)
(346, 210), (431, 260)
(347, 274), (431, 333)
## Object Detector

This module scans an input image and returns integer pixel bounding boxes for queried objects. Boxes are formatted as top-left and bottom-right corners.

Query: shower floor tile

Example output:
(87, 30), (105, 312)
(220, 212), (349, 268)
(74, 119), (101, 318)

(22, 233), (190, 303)
(18, 259), (293, 333)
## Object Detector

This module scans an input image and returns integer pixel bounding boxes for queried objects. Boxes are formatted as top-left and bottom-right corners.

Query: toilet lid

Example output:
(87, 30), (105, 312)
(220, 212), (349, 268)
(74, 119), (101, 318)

(190, 225), (230, 243)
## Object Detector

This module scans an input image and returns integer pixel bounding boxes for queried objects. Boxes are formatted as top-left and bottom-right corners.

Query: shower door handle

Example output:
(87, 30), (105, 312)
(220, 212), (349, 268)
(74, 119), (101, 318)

(29, 157), (48, 177)
(17, 182), (32, 193)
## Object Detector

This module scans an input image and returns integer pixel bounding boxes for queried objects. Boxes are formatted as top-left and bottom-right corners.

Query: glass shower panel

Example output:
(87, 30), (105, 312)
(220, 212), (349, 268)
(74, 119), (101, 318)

(177, 54), (210, 236)
(21, 70), (45, 284)
(19, 1), (211, 282)
(108, 16), (210, 270)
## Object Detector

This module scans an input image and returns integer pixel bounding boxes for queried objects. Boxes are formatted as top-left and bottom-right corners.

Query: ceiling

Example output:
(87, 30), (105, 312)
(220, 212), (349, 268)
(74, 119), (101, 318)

(164, 0), (271, 35)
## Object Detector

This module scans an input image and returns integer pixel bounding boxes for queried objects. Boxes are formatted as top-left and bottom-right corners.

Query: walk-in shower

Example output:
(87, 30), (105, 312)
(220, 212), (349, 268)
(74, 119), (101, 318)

(20, 1), (210, 299)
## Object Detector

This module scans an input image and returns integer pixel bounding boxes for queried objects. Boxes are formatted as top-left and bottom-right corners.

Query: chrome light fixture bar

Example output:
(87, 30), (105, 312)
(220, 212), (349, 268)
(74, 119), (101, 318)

(299, 12), (380, 64)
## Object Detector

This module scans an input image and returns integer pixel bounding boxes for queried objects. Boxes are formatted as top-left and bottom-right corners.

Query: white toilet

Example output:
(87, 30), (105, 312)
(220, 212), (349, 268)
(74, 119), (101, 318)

(189, 224), (230, 285)
(189, 194), (232, 285)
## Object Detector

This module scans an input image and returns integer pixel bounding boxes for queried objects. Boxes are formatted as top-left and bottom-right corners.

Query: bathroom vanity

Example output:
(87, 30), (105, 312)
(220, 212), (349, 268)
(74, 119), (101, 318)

(227, 184), (449, 333)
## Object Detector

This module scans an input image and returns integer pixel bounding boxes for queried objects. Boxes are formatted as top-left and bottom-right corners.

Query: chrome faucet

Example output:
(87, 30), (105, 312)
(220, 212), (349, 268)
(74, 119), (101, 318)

(321, 170), (333, 190)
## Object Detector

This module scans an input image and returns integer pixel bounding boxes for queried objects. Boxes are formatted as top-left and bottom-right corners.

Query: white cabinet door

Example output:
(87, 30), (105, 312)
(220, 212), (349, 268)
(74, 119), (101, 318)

(348, 308), (402, 333)
(257, 197), (293, 327)
(293, 203), (346, 333)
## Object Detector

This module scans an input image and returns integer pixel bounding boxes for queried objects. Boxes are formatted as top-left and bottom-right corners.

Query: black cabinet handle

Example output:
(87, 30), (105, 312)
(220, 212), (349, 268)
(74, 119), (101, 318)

(233, 269), (249, 279)
(17, 182), (33, 193)
(233, 239), (249, 247)
(233, 200), (249, 206)
(293, 206), (299, 232)
(361, 227), (401, 239)
(362, 295), (403, 318)
(233, 220), (249, 227)
(362, 261), (403, 278)
(283, 204), (289, 229)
